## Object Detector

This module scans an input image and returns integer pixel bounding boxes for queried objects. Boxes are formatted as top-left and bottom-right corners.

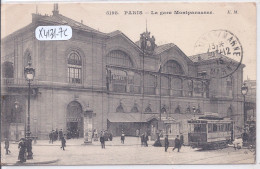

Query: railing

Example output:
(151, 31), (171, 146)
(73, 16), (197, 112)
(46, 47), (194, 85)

(2, 78), (39, 86)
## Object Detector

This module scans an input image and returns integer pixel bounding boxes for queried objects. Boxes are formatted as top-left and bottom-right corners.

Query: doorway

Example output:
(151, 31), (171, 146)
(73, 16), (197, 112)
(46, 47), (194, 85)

(67, 122), (80, 139)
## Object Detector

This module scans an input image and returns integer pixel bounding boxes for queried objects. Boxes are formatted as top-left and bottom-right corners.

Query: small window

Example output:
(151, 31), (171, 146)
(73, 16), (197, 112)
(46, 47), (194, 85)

(145, 106), (152, 113)
(116, 103), (124, 113)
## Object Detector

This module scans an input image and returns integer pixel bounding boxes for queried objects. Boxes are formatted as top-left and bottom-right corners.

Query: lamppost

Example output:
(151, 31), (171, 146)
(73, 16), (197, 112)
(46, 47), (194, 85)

(241, 83), (248, 129)
(14, 101), (20, 141)
(192, 106), (196, 118)
(24, 61), (35, 159)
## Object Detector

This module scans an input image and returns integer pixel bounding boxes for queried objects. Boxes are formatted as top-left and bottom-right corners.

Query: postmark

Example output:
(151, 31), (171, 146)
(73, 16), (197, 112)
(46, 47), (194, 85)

(194, 30), (243, 78)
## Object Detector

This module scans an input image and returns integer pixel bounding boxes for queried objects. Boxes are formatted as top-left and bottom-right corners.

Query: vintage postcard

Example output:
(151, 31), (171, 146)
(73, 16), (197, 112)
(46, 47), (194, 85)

(1, 2), (256, 166)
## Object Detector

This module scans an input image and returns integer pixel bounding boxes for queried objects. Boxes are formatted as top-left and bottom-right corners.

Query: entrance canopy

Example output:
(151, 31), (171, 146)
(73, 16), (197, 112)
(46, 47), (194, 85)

(108, 113), (158, 123)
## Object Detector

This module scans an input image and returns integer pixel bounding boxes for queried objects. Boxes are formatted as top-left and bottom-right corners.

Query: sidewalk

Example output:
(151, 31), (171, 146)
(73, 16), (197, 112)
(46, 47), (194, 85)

(32, 136), (155, 146)
(1, 137), (154, 166)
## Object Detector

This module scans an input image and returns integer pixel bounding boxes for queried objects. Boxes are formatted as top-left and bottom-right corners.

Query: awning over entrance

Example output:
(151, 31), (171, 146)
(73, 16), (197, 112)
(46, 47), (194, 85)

(108, 113), (158, 123)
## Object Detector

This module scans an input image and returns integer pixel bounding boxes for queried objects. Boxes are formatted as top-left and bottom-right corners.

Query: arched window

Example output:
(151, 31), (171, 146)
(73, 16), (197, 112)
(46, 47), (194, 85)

(163, 60), (184, 75)
(145, 106), (152, 113)
(171, 77), (183, 96)
(226, 76), (233, 97)
(24, 51), (32, 67)
(107, 50), (133, 68)
(68, 51), (82, 84)
(131, 104), (139, 113)
(174, 106), (180, 114)
(227, 106), (233, 119)
(2, 62), (14, 78)
(161, 76), (170, 96)
(116, 103), (124, 113)
(161, 107), (167, 114)
(144, 74), (156, 95)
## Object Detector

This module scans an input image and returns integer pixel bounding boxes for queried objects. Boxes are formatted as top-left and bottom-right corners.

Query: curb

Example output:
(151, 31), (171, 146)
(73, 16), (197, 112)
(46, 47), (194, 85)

(9, 159), (60, 166)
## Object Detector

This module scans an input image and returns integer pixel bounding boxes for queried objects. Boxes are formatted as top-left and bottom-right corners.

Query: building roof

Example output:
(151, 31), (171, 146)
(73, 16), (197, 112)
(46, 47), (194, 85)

(154, 43), (176, 55)
(35, 13), (106, 36)
(107, 113), (158, 123)
(189, 52), (241, 64)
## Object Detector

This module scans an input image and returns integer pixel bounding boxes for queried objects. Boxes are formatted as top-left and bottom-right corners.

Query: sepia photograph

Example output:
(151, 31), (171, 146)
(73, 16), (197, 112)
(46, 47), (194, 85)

(1, 1), (257, 166)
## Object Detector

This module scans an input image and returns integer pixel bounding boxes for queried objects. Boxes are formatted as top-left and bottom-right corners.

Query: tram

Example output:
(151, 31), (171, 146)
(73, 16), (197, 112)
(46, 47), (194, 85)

(188, 113), (234, 150)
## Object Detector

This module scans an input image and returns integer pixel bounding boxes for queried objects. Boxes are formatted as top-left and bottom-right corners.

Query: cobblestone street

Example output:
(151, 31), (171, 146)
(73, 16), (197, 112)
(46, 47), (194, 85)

(1, 137), (255, 165)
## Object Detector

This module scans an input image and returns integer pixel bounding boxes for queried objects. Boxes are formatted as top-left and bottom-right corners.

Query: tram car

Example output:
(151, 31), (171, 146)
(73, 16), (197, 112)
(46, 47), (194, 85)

(188, 113), (234, 150)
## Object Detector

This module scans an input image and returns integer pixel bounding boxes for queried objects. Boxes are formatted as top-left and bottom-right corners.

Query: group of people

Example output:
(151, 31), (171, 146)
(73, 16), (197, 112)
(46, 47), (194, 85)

(164, 134), (184, 152)
(49, 129), (64, 143)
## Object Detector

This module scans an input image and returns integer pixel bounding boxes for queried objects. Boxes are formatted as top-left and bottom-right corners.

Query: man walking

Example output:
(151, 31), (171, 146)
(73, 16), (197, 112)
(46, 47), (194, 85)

(121, 131), (125, 144)
(61, 135), (66, 150)
(164, 135), (169, 152)
(59, 129), (63, 140)
(100, 132), (105, 149)
(4, 138), (11, 155)
(144, 132), (149, 147)
(172, 135), (181, 152)
(180, 133), (184, 148)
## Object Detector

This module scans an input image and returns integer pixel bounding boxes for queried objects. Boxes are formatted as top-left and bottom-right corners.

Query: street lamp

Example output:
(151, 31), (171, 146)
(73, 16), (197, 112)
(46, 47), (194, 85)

(192, 106), (196, 117)
(14, 101), (20, 141)
(24, 61), (35, 159)
(241, 83), (248, 129)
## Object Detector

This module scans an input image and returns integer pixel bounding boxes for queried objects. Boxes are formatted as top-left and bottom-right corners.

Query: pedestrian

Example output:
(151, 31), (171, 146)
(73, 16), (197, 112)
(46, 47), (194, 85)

(55, 129), (58, 141)
(4, 138), (11, 155)
(172, 135), (181, 152)
(153, 134), (162, 147)
(180, 133), (184, 148)
(18, 138), (26, 163)
(49, 131), (53, 144)
(136, 129), (140, 137)
(141, 133), (144, 146)
(144, 132), (149, 147)
(100, 132), (105, 149)
(58, 129), (63, 140)
(165, 135), (169, 152)
(121, 131), (125, 144)
(61, 134), (66, 150)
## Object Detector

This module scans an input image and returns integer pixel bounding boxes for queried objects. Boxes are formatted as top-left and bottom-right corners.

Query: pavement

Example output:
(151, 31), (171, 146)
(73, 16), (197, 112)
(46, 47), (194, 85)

(1, 137), (255, 166)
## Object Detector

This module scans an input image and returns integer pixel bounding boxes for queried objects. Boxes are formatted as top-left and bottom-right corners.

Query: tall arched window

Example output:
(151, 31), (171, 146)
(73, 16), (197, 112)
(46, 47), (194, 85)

(161, 76), (170, 96)
(171, 77), (183, 97)
(24, 51), (32, 67)
(68, 51), (82, 84)
(226, 76), (233, 97)
(106, 50), (133, 93)
(163, 60), (184, 75)
(106, 50), (133, 68)
(2, 62), (14, 78)
(227, 106), (233, 119)
(144, 74), (156, 95)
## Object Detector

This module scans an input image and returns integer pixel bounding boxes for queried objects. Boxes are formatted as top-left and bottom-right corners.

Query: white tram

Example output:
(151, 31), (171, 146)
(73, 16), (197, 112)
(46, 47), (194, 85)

(188, 113), (234, 150)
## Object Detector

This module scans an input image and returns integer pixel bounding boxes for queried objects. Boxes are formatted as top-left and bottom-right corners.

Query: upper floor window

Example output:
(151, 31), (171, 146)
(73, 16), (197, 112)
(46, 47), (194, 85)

(226, 76), (233, 97)
(163, 60), (184, 75)
(68, 51), (82, 84)
(24, 50), (32, 67)
(107, 50), (133, 68)
(144, 74), (156, 95)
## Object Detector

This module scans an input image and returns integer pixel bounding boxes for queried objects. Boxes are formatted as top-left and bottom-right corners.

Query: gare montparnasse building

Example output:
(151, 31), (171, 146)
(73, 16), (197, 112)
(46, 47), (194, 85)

(1, 6), (245, 140)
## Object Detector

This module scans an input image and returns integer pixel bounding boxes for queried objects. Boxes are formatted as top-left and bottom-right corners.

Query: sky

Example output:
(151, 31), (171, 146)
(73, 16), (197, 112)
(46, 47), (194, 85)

(1, 2), (257, 80)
